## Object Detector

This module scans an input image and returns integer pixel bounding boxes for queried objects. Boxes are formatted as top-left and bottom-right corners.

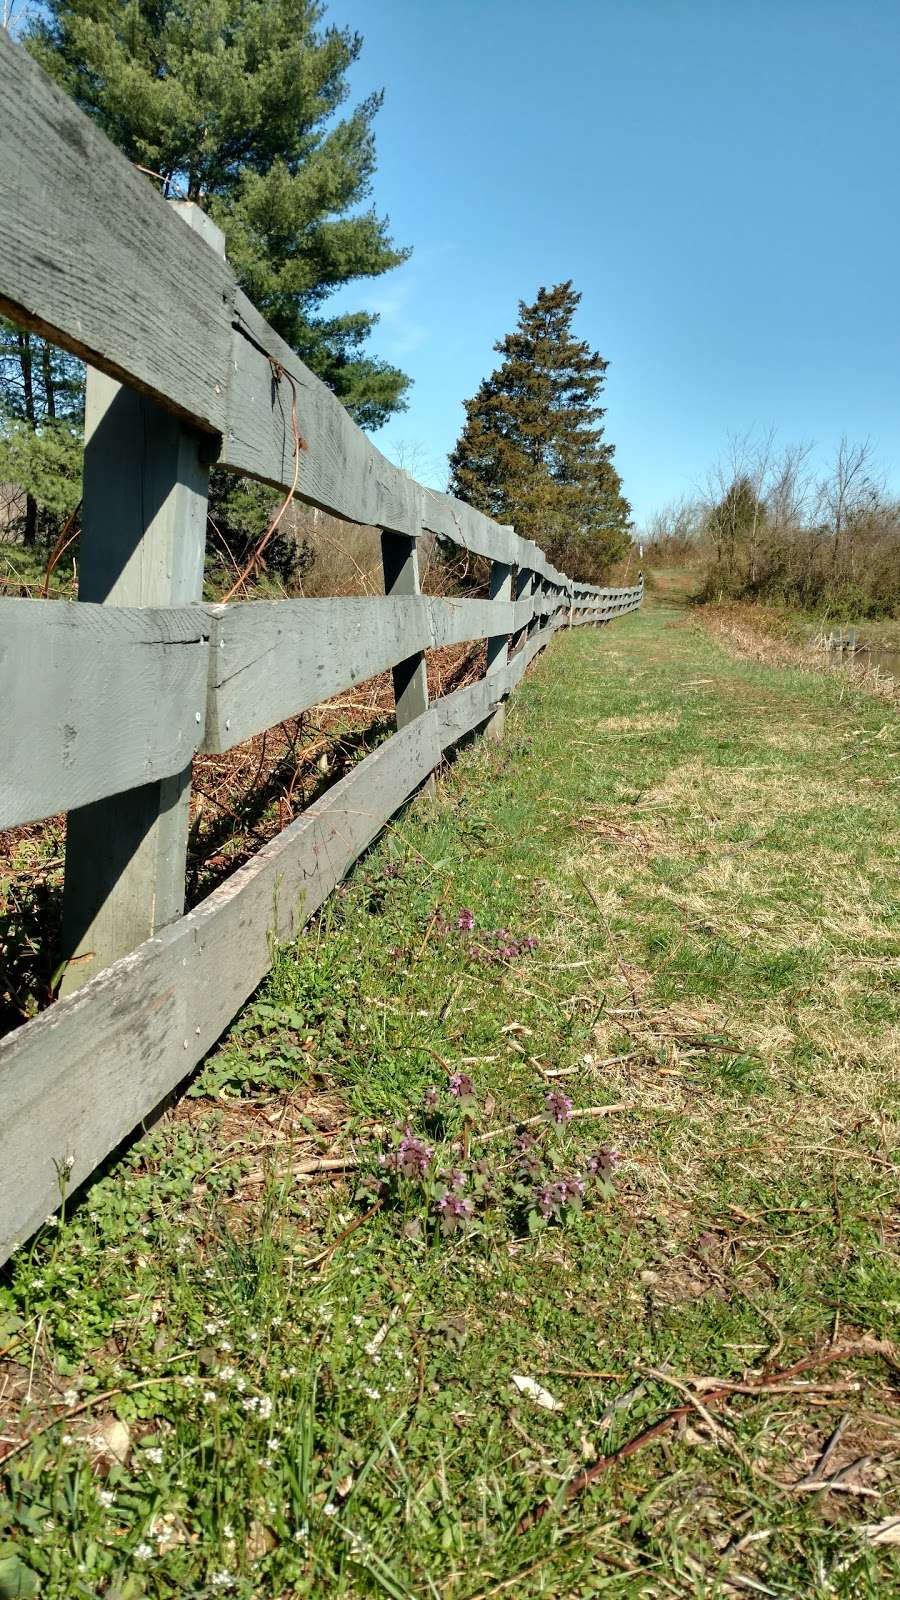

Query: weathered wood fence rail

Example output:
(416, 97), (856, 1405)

(0, 27), (642, 1262)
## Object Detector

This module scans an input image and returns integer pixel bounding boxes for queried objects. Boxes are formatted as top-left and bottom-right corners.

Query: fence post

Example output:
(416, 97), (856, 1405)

(59, 204), (224, 995)
(380, 530), (434, 790)
(484, 558), (513, 740)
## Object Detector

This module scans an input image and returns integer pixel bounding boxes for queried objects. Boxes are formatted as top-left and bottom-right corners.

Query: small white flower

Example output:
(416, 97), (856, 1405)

(31, 1276), (44, 1289)
(97, 1488), (115, 1508)
(44, 1215), (59, 1228)
(323, 1502), (338, 1517)
(351, 1315), (363, 1327)
(63, 1388), (79, 1406)
(144, 1446), (163, 1465)
(349, 1265), (362, 1277)
(222, 1522), (234, 1540)
(247, 1330), (259, 1343)
(134, 1542), (154, 1560)
(362, 1386), (381, 1400)
(218, 1365), (235, 1381)
(62, 1433), (75, 1446)
(204, 1320), (223, 1335)
(203, 1389), (217, 1403)
(267, 1436), (281, 1452)
(210, 1572), (235, 1590)
(219, 1339), (233, 1353)
(282, 1365), (298, 1378)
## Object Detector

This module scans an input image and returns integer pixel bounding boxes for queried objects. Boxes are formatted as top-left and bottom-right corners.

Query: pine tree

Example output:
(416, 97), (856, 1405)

(26, 0), (410, 431)
(0, 323), (83, 545)
(449, 283), (631, 581)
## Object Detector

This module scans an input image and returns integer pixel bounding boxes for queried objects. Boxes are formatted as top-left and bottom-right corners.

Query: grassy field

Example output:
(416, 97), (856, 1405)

(1, 594), (898, 1598)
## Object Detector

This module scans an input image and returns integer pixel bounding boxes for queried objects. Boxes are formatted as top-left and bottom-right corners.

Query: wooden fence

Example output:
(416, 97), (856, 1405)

(0, 27), (642, 1263)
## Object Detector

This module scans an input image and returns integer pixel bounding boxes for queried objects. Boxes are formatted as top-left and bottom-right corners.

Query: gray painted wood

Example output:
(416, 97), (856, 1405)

(380, 532), (433, 794)
(204, 594), (532, 751)
(0, 31), (231, 435)
(484, 560), (513, 741)
(0, 600), (210, 828)
(59, 212), (221, 995)
(225, 291), (420, 536)
(0, 714), (440, 1261)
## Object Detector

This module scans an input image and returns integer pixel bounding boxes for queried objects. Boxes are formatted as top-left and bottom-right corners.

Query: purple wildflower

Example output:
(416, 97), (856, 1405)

(441, 1168), (468, 1192)
(586, 1147), (620, 1181)
(457, 907), (475, 932)
(524, 936), (539, 951)
(533, 1185), (560, 1219)
(545, 1091), (574, 1125)
(449, 1072), (475, 1100)
(436, 1191), (474, 1234)
(558, 1175), (585, 1202)
(381, 1125), (433, 1180)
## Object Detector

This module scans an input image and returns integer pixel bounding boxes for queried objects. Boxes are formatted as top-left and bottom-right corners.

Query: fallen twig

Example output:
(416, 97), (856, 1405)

(516, 1344), (881, 1533)
(795, 1413), (851, 1487)
(302, 1201), (382, 1271)
(238, 1155), (358, 1188)
(475, 1104), (626, 1145)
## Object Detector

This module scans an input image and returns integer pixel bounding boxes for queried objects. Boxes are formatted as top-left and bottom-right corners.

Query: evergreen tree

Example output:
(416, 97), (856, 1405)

(0, 324), (83, 545)
(26, 0), (410, 430)
(705, 474), (767, 578)
(449, 283), (631, 582)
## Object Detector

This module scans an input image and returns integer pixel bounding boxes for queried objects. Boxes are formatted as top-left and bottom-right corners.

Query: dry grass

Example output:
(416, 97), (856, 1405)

(698, 601), (900, 704)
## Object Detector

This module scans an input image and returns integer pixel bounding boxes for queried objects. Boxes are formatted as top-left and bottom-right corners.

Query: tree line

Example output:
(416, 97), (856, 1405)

(0, 0), (630, 589)
(644, 435), (900, 618)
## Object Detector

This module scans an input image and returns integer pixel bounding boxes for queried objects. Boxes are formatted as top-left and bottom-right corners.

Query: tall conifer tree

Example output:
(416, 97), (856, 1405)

(26, 0), (410, 428)
(449, 283), (631, 580)
(1, 1), (410, 550)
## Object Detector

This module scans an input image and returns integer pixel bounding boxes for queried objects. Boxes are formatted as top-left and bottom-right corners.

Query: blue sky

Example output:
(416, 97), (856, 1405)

(327, 0), (900, 525)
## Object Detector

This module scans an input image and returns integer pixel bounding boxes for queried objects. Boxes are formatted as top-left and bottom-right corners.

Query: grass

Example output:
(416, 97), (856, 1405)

(1, 594), (898, 1597)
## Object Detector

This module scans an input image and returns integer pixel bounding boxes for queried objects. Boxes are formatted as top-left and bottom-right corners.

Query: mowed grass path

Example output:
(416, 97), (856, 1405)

(2, 597), (898, 1599)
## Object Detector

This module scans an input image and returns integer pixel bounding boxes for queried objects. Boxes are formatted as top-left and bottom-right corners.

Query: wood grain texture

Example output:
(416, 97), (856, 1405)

(224, 291), (420, 535)
(59, 342), (213, 994)
(0, 30), (231, 433)
(0, 713), (440, 1260)
(204, 594), (533, 751)
(0, 599), (210, 828)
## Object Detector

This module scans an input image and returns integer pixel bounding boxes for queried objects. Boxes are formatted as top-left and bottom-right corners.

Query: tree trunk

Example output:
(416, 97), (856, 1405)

(41, 341), (56, 420)
(17, 331), (35, 425)
(17, 332), (38, 546)
(23, 492), (37, 547)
